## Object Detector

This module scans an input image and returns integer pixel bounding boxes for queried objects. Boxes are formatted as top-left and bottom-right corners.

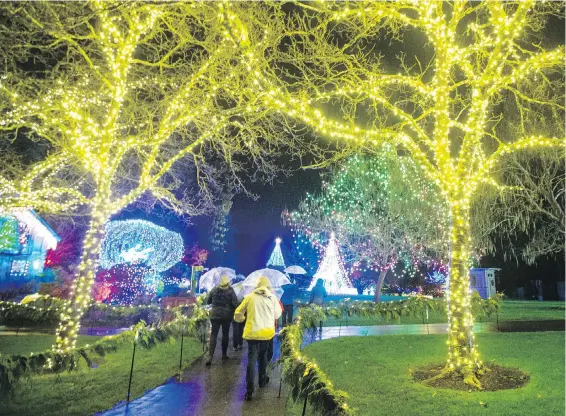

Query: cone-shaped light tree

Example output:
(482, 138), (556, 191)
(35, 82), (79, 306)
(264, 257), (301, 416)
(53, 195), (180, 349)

(308, 232), (357, 295)
(266, 237), (287, 269)
(223, 1), (565, 385)
(0, 2), (312, 351)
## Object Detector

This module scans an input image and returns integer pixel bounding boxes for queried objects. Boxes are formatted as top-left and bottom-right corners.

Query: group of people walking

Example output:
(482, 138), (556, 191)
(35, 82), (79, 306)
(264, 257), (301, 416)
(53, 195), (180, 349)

(205, 275), (298, 401)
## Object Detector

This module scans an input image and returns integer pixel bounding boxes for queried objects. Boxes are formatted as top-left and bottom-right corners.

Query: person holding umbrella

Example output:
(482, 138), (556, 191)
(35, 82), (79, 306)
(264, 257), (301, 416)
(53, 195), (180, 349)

(205, 275), (239, 366)
(234, 276), (282, 401)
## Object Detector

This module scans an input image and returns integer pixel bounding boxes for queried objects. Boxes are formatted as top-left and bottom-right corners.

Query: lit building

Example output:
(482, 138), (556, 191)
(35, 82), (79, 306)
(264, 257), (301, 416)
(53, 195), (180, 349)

(0, 209), (60, 287)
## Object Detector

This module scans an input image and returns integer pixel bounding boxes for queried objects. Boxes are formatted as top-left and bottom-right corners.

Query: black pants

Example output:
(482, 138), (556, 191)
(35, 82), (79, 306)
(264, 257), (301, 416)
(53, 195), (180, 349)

(282, 304), (294, 326)
(232, 320), (245, 348)
(267, 337), (274, 362)
(246, 339), (269, 393)
(209, 319), (231, 358)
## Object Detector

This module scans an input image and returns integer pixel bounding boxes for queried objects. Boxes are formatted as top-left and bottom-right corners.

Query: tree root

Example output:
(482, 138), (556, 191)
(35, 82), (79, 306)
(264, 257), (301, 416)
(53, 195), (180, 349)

(462, 368), (483, 390)
(422, 366), (452, 383)
(422, 365), (484, 390)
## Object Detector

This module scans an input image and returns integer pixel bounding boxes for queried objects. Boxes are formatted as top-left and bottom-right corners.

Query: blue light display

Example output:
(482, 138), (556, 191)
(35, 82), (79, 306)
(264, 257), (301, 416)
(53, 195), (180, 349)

(100, 219), (184, 272)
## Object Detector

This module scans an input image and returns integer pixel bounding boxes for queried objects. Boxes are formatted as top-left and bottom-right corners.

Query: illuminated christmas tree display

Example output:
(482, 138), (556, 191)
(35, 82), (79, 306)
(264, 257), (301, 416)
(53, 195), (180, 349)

(266, 237), (286, 269)
(0, 1), (561, 388)
(308, 232), (357, 295)
(286, 151), (448, 301)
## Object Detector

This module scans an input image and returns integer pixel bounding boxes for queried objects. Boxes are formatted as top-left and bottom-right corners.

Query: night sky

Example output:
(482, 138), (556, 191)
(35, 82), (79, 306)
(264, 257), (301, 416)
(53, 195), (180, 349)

(228, 169), (321, 274)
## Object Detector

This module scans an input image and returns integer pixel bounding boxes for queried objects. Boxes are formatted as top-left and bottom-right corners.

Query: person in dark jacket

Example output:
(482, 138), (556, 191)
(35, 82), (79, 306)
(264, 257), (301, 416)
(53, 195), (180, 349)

(309, 278), (327, 305)
(206, 276), (239, 366)
(281, 281), (298, 326)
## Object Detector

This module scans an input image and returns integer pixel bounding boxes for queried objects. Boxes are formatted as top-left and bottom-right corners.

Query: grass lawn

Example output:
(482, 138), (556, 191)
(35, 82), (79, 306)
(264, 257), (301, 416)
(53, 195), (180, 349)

(0, 335), (204, 416)
(321, 300), (565, 327)
(286, 332), (565, 416)
(0, 333), (102, 357)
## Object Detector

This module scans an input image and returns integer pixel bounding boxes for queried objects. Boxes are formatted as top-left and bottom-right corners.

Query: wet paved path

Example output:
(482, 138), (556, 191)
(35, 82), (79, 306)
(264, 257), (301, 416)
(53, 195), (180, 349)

(100, 337), (288, 416)
(100, 322), (493, 416)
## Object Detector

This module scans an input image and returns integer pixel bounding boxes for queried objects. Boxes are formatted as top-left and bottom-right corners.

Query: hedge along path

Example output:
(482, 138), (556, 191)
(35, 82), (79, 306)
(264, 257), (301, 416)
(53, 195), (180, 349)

(279, 295), (502, 416)
(0, 302), (209, 393)
(0, 296), (191, 329)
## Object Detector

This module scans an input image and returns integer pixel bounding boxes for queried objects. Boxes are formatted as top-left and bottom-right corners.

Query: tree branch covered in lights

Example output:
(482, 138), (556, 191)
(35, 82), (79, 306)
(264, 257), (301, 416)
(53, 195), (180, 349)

(0, 1), (319, 351)
(226, 0), (564, 385)
(472, 150), (565, 265)
(285, 149), (449, 302)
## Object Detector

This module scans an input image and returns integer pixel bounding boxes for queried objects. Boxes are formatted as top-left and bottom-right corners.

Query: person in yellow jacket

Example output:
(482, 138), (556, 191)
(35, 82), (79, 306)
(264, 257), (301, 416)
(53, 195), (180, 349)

(234, 276), (282, 401)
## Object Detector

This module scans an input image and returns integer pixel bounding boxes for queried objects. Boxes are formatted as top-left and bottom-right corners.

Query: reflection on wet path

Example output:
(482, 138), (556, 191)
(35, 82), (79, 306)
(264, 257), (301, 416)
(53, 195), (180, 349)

(100, 337), (287, 416)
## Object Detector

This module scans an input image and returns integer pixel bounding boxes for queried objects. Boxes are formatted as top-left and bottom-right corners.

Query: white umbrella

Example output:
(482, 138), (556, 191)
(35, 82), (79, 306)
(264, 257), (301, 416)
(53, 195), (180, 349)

(237, 283), (284, 300)
(199, 267), (236, 291)
(285, 265), (307, 275)
(244, 268), (291, 288)
(232, 282), (245, 301)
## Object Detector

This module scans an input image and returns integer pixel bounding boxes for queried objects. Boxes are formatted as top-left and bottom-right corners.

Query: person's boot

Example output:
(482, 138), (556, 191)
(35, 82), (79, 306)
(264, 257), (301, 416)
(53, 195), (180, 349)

(244, 391), (253, 401)
(259, 375), (270, 388)
(206, 343), (216, 366)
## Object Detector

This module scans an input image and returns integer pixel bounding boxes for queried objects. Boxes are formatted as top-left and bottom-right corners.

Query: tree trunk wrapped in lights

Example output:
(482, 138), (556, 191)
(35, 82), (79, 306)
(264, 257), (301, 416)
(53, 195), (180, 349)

(222, 1), (564, 385)
(446, 202), (481, 385)
(56, 215), (107, 351)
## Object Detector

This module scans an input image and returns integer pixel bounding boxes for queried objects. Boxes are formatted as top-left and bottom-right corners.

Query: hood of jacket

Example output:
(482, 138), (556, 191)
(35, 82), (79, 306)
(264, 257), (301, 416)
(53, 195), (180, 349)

(253, 286), (273, 297)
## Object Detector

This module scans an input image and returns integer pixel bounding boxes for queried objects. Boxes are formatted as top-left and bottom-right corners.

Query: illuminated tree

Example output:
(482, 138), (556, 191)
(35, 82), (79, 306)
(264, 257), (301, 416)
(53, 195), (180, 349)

(183, 244), (209, 267)
(225, 1), (564, 385)
(0, 2), (311, 351)
(287, 151), (448, 301)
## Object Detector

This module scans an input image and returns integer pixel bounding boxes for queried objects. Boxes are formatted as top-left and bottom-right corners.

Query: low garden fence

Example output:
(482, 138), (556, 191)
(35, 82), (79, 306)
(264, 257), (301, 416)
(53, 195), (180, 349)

(0, 300), (209, 393)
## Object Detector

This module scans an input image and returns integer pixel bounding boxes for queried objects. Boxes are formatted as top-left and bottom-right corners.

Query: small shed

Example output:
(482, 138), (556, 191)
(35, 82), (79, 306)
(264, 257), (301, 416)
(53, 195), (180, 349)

(470, 268), (500, 299)
(0, 210), (60, 287)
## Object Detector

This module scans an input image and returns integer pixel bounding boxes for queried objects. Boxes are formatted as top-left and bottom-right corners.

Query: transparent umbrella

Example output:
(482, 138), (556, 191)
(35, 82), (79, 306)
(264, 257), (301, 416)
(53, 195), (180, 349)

(238, 268), (290, 300)
(237, 283), (284, 300)
(199, 267), (236, 291)
(285, 265), (307, 275)
(244, 268), (291, 288)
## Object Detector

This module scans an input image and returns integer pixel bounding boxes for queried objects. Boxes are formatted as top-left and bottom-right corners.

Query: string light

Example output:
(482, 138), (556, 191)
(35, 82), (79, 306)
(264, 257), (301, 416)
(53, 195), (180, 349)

(307, 233), (357, 295)
(286, 152), (449, 291)
(100, 219), (184, 273)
